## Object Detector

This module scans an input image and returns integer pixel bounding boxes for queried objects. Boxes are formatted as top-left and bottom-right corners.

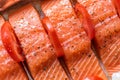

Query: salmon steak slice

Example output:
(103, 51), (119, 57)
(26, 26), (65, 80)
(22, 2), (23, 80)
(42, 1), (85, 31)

(0, 3), (68, 80)
(41, 0), (107, 79)
(78, 0), (120, 77)
(9, 4), (69, 80)
(0, 16), (28, 80)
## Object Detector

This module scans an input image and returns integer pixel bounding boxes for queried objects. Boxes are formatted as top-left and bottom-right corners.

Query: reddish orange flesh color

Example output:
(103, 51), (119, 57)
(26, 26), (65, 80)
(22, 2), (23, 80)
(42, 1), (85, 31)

(74, 3), (95, 40)
(1, 21), (25, 62)
(42, 17), (64, 57)
(0, 0), (119, 79)
(84, 76), (103, 80)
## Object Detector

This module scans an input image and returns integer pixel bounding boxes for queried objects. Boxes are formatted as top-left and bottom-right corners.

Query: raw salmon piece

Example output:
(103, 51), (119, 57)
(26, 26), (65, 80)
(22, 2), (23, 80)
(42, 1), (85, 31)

(0, 0), (20, 11)
(42, 0), (90, 61)
(78, 0), (120, 77)
(94, 10), (120, 76)
(9, 4), (68, 80)
(42, 0), (107, 79)
(0, 16), (28, 80)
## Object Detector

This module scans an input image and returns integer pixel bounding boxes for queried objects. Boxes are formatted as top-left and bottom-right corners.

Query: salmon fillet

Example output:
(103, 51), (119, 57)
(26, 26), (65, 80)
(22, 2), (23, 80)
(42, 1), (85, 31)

(9, 4), (68, 80)
(42, 0), (107, 79)
(0, 16), (28, 80)
(78, 0), (120, 77)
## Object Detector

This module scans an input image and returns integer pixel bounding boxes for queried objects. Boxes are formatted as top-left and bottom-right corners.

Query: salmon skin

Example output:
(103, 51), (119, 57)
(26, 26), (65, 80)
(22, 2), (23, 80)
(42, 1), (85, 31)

(0, 0), (120, 80)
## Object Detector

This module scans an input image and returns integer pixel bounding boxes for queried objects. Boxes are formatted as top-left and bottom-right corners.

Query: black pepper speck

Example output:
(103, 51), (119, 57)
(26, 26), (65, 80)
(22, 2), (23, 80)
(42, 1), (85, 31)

(37, 46), (40, 49)
(88, 54), (91, 58)
(43, 66), (47, 71)
(65, 78), (68, 80)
